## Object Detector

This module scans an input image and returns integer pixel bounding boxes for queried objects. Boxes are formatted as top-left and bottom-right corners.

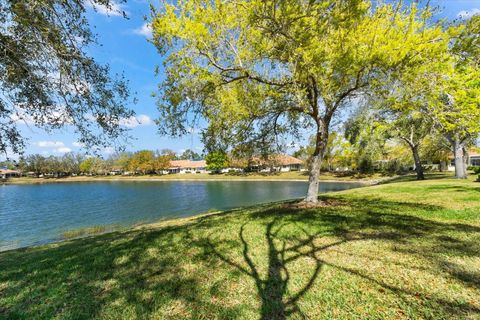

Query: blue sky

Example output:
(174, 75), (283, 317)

(9, 0), (480, 159)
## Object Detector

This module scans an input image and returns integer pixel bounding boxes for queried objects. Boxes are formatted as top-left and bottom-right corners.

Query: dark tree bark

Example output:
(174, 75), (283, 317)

(410, 145), (425, 180)
(400, 129), (426, 181)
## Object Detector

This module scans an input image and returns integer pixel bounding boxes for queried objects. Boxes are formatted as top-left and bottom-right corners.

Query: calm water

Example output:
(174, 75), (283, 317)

(0, 181), (362, 251)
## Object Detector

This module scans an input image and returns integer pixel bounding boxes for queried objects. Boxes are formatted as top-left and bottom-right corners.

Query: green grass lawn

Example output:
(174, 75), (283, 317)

(1, 177), (479, 319)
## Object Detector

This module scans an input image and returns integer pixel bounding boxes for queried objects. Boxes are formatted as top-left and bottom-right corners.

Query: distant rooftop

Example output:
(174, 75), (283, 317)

(169, 160), (207, 169)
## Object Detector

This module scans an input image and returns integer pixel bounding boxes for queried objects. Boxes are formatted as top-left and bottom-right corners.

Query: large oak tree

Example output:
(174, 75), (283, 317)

(152, 0), (449, 203)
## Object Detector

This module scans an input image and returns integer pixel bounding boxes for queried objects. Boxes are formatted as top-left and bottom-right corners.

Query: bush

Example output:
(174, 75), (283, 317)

(358, 158), (373, 174)
(467, 166), (480, 174)
(385, 160), (401, 174)
(476, 175), (480, 182)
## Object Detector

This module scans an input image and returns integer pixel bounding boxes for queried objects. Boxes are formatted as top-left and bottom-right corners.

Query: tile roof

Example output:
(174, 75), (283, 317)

(169, 160), (207, 169)
(0, 169), (20, 174)
(248, 155), (304, 166)
(271, 154), (304, 165)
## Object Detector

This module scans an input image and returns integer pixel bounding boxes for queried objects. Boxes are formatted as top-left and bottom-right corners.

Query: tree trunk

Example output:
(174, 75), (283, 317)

(453, 138), (467, 179)
(305, 126), (328, 204)
(463, 147), (468, 177)
(438, 161), (445, 172)
(305, 154), (322, 203)
(411, 145), (425, 180)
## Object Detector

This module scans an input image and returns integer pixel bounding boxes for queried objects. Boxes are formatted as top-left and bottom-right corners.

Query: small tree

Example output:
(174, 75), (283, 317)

(111, 152), (132, 172)
(178, 149), (202, 161)
(153, 153), (173, 174)
(128, 150), (155, 175)
(344, 108), (389, 172)
(375, 110), (433, 180)
(79, 158), (95, 175)
(205, 152), (228, 173)
(61, 153), (84, 175)
(79, 157), (106, 175)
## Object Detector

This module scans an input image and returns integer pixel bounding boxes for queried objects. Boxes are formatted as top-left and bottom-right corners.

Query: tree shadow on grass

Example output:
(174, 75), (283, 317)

(1, 198), (480, 319)
(378, 173), (454, 185)
(201, 218), (326, 319)
(195, 199), (480, 319)
(422, 184), (480, 193)
(0, 222), (244, 319)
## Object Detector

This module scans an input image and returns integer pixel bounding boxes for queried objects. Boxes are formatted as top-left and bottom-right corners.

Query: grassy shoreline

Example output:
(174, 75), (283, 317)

(1, 176), (479, 319)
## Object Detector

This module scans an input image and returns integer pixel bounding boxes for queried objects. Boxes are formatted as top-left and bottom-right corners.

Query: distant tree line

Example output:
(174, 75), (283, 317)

(0, 149), (204, 176)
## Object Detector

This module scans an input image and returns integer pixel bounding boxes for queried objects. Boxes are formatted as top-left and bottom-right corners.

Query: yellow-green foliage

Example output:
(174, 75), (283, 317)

(151, 0), (454, 178)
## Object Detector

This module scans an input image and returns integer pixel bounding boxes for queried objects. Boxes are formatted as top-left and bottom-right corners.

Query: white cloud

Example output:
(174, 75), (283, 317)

(137, 114), (154, 125)
(11, 108), (73, 126)
(0, 148), (19, 161)
(36, 141), (65, 148)
(132, 23), (152, 38)
(55, 147), (72, 154)
(10, 113), (35, 125)
(72, 142), (85, 148)
(120, 114), (154, 128)
(87, 0), (126, 17)
(33, 141), (71, 154)
(103, 147), (115, 155)
(457, 8), (480, 19)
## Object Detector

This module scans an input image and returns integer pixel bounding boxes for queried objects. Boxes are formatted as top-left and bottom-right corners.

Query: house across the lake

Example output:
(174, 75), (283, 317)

(244, 155), (305, 172)
(109, 166), (123, 175)
(448, 150), (480, 170)
(0, 169), (21, 179)
(168, 160), (208, 174)
(271, 154), (305, 172)
(166, 155), (304, 174)
(469, 151), (480, 166)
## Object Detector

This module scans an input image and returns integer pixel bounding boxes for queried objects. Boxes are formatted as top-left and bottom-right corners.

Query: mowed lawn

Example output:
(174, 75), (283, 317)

(1, 177), (479, 319)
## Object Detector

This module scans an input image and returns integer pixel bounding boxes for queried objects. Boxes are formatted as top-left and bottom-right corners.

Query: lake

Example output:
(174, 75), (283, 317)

(0, 180), (363, 251)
